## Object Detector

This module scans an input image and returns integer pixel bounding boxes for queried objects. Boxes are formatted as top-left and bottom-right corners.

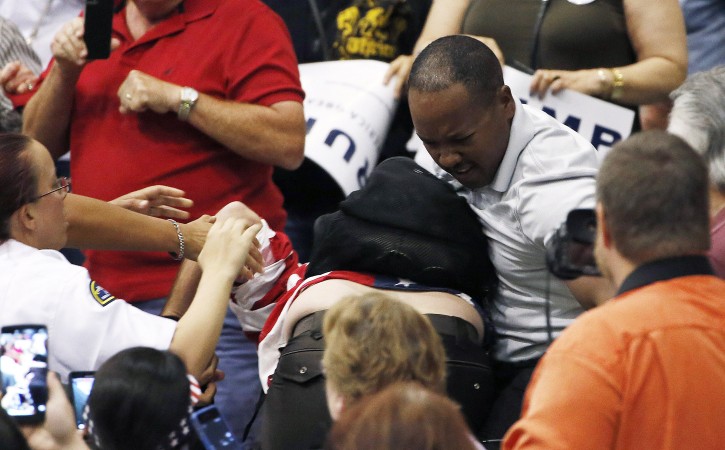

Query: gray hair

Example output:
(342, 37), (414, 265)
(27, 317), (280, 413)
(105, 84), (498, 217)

(668, 65), (725, 192)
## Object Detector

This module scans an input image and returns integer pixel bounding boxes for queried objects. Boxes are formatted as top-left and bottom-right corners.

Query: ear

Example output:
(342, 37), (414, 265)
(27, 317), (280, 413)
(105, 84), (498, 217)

(595, 203), (611, 249)
(327, 387), (346, 421)
(13, 203), (39, 233)
(499, 85), (516, 119)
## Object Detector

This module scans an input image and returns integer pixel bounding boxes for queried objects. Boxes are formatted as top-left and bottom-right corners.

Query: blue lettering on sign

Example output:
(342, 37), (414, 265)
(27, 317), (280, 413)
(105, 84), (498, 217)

(542, 106), (582, 133)
(591, 125), (622, 151)
(324, 129), (357, 162)
(306, 117), (317, 134)
(357, 159), (370, 188)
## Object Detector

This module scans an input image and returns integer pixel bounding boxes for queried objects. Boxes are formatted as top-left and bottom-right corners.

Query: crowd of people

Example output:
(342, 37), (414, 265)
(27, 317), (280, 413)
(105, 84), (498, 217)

(1, 0), (724, 449)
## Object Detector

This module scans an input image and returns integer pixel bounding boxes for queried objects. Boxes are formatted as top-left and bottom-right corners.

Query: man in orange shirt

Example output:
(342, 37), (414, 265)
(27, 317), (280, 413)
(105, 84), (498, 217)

(503, 130), (725, 449)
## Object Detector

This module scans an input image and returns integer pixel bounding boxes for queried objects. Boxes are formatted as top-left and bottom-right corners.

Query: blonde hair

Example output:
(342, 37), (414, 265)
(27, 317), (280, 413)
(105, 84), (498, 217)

(322, 293), (447, 402)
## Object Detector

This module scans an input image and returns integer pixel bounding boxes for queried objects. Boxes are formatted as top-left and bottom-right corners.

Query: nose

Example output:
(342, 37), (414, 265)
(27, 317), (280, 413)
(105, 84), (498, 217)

(437, 150), (463, 170)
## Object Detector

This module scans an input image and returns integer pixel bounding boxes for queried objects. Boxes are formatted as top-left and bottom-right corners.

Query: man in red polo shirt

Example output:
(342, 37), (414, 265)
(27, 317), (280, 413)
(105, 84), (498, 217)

(22, 0), (305, 441)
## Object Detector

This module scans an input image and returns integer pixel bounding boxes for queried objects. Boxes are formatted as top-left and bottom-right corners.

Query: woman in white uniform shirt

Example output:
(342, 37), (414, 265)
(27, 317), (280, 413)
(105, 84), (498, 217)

(0, 133), (260, 383)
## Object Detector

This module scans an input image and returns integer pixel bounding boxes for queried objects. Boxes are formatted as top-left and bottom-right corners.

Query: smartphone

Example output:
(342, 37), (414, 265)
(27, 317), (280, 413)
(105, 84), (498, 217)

(84, 0), (114, 60)
(190, 405), (243, 450)
(69, 371), (95, 429)
(0, 325), (49, 424)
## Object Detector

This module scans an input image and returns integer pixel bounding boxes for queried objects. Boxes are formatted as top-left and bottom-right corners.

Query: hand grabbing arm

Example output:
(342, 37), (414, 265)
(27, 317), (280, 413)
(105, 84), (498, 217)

(170, 218), (262, 379)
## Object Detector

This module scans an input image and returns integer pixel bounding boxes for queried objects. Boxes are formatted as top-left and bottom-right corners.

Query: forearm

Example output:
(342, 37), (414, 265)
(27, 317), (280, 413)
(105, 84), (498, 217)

(170, 270), (235, 378)
(565, 276), (616, 310)
(65, 194), (190, 255)
(412, 0), (469, 55)
(186, 96), (305, 170)
(22, 63), (81, 159)
(613, 0), (687, 104)
(163, 260), (203, 319)
(604, 58), (687, 105)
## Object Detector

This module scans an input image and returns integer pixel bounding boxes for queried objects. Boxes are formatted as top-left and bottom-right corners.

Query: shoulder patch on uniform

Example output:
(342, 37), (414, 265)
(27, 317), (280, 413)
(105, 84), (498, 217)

(89, 281), (116, 307)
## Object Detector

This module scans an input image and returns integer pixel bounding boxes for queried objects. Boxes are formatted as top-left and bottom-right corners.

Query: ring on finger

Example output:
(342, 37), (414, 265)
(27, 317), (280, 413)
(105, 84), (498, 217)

(26, 82), (34, 91)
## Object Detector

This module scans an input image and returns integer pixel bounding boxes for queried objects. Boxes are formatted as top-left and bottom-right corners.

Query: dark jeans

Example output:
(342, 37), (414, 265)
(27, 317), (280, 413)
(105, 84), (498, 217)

(478, 358), (540, 450)
(258, 311), (495, 450)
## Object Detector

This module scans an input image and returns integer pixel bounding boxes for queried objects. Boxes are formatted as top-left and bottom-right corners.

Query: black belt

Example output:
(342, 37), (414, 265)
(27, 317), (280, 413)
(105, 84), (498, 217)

(291, 310), (479, 344)
(291, 310), (326, 339)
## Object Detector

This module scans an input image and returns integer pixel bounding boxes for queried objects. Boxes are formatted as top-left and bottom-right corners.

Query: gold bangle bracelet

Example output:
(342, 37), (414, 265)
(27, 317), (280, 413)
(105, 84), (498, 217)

(609, 68), (624, 101)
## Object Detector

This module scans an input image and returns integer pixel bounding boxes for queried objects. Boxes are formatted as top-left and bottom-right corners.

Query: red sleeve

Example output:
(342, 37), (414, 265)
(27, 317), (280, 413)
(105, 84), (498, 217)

(224, 3), (304, 107)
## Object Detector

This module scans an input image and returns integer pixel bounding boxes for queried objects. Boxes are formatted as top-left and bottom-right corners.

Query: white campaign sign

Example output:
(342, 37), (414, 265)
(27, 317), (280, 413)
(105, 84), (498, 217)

(504, 66), (635, 156)
(300, 60), (398, 196)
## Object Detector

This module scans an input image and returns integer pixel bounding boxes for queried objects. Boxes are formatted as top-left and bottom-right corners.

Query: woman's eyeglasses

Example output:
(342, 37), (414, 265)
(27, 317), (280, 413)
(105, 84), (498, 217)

(33, 177), (71, 201)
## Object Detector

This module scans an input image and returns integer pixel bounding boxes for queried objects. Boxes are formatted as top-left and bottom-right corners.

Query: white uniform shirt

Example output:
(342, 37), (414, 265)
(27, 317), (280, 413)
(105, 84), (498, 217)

(0, 239), (176, 380)
(416, 98), (599, 362)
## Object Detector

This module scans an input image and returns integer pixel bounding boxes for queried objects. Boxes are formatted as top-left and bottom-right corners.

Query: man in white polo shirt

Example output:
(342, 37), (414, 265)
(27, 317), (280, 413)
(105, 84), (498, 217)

(408, 35), (614, 442)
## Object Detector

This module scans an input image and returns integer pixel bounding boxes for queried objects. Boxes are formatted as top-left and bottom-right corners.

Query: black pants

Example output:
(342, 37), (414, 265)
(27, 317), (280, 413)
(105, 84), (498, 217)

(478, 358), (540, 450)
(258, 311), (495, 450)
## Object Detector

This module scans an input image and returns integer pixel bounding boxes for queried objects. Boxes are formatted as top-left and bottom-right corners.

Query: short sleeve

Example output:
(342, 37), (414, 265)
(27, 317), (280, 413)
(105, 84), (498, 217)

(50, 268), (176, 378)
(223, 5), (304, 107)
(516, 173), (596, 249)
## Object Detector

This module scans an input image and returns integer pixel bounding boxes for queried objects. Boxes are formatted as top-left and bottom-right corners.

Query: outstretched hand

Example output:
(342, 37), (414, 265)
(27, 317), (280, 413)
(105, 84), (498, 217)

(110, 185), (194, 219)
(197, 218), (262, 281)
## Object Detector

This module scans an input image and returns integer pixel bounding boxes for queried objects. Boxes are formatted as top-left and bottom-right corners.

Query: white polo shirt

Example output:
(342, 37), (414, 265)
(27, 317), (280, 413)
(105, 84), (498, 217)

(0, 239), (176, 380)
(416, 98), (599, 362)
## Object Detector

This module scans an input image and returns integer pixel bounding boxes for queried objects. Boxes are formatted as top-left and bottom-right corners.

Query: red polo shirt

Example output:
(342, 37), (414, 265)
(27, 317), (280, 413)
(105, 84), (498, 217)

(65, 0), (303, 301)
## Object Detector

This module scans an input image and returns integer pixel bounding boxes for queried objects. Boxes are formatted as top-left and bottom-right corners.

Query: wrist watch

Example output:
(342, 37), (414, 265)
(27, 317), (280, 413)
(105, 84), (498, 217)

(178, 86), (199, 121)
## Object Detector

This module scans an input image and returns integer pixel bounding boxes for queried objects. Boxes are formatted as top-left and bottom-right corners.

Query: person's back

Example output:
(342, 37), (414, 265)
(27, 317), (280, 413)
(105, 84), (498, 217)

(516, 272), (725, 448)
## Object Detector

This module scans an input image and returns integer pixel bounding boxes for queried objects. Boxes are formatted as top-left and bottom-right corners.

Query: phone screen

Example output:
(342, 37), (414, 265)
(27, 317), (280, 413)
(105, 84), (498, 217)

(0, 325), (49, 424)
(70, 372), (95, 429)
(191, 405), (243, 450)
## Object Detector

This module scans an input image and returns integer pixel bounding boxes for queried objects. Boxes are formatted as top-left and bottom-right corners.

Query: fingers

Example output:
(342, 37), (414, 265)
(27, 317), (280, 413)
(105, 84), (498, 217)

(384, 55), (413, 99)
(152, 206), (191, 220)
(240, 244), (265, 280)
(196, 382), (217, 407)
(1, 62), (39, 94)
(51, 18), (87, 67)
(0, 61), (20, 85)
(118, 70), (176, 115)
(530, 70), (562, 98)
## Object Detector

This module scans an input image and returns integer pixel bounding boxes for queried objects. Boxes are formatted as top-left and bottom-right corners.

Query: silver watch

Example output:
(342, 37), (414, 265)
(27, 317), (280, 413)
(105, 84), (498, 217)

(178, 86), (199, 121)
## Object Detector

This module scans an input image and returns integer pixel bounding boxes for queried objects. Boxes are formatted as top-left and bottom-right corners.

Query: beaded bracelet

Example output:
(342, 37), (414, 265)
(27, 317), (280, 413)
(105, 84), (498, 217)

(167, 219), (185, 261)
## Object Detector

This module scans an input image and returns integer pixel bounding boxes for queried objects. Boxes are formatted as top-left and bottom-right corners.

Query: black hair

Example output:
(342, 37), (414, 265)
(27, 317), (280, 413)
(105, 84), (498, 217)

(86, 347), (190, 450)
(408, 35), (503, 105)
(0, 133), (37, 243)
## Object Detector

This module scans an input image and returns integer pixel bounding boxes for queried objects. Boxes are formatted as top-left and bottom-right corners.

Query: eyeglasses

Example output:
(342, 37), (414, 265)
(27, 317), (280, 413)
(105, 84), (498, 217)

(33, 177), (71, 201)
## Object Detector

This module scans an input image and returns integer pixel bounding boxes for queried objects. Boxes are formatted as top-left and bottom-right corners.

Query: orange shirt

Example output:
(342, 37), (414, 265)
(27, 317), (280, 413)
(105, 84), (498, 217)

(504, 257), (725, 449)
